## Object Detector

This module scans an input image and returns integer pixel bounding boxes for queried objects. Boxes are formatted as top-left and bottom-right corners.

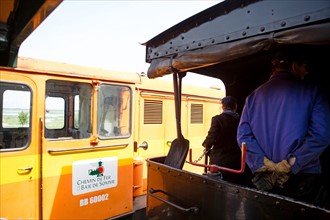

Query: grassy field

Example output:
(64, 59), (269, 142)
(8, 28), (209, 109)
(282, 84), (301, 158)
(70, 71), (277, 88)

(3, 108), (30, 128)
(3, 108), (65, 128)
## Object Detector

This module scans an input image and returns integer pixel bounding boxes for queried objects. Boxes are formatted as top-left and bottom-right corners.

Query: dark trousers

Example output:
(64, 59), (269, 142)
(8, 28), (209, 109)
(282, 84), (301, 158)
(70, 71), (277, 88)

(271, 173), (329, 208)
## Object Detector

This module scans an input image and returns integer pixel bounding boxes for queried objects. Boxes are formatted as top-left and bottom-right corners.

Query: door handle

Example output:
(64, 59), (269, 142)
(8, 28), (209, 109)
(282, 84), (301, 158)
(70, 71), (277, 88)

(138, 141), (148, 150)
(17, 166), (33, 174)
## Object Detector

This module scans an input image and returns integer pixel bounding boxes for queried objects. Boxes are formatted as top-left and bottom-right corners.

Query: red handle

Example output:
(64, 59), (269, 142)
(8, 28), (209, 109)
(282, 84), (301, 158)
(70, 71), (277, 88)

(188, 142), (246, 174)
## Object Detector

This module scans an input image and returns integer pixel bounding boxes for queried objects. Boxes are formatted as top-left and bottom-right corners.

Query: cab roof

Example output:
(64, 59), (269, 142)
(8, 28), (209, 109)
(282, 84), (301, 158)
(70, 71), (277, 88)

(144, 0), (330, 113)
(0, 0), (62, 66)
(144, 0), (330, 79)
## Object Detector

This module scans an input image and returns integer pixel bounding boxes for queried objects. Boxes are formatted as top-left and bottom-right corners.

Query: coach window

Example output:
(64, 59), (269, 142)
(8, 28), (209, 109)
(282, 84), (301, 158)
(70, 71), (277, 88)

(45, 80), (92, 139)
(0, 82), (31, 150)
(97, 84), (132, 138)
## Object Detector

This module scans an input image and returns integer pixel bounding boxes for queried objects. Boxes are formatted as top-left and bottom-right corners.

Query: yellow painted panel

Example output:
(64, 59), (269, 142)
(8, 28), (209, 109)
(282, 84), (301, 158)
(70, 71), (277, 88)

(0, 179), (39, 219)
(0, 154), (38, 184)
(42, 164), (133, 219)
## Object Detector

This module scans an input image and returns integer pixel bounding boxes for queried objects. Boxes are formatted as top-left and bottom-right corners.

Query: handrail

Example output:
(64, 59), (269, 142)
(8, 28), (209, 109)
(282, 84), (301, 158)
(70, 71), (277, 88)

(187, 142), (246, 174)
(149, 188), (199, 215)
(48, 143), (129, 155)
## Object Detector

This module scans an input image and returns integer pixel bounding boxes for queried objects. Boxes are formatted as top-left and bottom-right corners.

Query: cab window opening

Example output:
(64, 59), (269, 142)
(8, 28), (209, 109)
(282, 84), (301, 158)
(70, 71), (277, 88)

(0, 82), (31, 150)
(45, 80), (92, 139)
(74, 95), (79, 128)
(97, 84), (132, 139)
(45, 96), (65, 129)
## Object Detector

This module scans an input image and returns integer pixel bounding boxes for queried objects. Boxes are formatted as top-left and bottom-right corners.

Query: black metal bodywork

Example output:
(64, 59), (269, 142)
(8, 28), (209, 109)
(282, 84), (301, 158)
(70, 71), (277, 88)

(144, 0), (330, 113)
(0, 0), (62, 66)
(147, 157), (330, 220)
(144, 0), (330, 219)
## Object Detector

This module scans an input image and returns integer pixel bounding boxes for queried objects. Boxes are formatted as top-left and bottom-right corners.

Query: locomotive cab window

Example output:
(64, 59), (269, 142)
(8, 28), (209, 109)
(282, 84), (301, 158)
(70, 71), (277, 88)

(45, 80), (92, 139)
(97, 84), (132, 138)
(0, 82), (31, 150)
(45, 97), (65, 129)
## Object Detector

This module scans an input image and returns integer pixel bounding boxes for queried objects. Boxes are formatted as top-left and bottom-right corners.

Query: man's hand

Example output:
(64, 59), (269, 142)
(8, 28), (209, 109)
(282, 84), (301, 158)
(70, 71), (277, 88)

(276, 160), (291, 173)
(253, 157), (276, 173)
(252, 171), (277, 190)
(252, 158), (277, 190)
(252, 157), (291, 190)
(274, 160), (291, 187)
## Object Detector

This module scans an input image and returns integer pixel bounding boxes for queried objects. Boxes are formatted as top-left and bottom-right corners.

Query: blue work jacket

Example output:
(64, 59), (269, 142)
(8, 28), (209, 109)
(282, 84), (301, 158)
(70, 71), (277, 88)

(237, 72), (330, 174)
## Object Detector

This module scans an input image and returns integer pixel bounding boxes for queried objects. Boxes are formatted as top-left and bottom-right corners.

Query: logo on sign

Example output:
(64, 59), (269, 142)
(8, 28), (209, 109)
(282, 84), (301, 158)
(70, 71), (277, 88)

(88, 161), (104, 177)
(72, 157), (118, 195)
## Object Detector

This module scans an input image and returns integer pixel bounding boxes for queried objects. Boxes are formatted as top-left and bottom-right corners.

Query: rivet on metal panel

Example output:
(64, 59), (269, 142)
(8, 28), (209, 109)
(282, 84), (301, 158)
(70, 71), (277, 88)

(304, 15), (310, 22)
(254, 195), (259, 199)
(280, 21), (286, 27)
(275, 201), (280, 205)
(260, 27), (265, 32)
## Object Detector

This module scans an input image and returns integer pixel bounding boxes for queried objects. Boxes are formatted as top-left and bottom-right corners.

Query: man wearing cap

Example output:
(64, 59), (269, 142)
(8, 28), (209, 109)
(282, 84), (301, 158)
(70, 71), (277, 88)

(237, 50), (330, 207)
(203, 96), (252, 183)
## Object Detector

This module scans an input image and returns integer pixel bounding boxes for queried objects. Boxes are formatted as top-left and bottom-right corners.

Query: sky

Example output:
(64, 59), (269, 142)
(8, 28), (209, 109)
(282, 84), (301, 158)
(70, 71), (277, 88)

(19, 0), (223, 88)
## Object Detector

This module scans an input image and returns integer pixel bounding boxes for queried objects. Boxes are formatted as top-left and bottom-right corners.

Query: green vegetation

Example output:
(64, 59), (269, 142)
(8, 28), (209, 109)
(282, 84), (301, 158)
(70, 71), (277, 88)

(18, 111), (28, 126)
(2, 109), (30, 128)
(3, 109), (73, 128)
